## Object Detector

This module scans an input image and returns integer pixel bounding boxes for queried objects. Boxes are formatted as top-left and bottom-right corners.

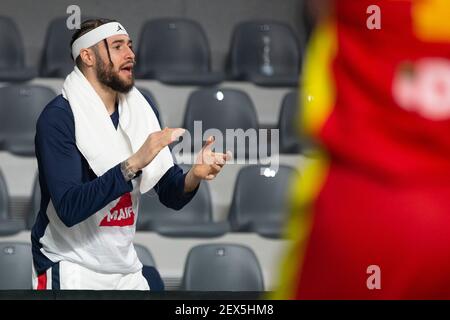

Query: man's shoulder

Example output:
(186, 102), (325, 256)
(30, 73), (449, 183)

(42, 94), (72, 113)
(37, 94), (74, 132)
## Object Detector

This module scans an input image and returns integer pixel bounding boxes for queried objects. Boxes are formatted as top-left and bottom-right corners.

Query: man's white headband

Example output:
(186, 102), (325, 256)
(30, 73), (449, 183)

(71, 22), (128, 59)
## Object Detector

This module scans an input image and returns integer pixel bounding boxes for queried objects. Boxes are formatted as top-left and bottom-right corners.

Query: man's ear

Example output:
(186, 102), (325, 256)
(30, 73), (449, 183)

(79, 48), (95, 68)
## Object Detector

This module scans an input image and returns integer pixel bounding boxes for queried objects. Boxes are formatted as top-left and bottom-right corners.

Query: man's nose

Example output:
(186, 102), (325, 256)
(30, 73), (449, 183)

(125, 46), (135, 61)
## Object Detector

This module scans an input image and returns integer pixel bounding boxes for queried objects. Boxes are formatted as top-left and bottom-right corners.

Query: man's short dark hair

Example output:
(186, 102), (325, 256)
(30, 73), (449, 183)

(70, 18), (116, 70)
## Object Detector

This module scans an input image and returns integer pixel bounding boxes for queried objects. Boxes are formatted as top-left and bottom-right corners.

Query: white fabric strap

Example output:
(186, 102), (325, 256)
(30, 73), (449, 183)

(71, 22), (128, 59)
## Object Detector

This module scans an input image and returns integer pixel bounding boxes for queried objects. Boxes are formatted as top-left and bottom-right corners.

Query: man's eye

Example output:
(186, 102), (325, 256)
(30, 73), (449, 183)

(114, 45), (121, 50)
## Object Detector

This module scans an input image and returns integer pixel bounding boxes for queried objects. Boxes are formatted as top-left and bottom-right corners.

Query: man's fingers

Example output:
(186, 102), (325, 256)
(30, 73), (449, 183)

(160, 127), (185, 145)
(225, 151), (233, 160)
(169, 128), (186, 142)
(202, 136), (215, 151)
(211, 164), (221, 173)
(210, 151), (232, 166)
(209, 153), (224, 165)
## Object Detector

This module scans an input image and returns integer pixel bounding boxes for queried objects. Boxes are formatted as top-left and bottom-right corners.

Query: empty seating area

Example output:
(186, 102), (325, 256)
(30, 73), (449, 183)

(137, 165), (230, 238)
(0, 84), (55, 156)
(1, 16), (301, 86)
(181, 244), (264, 291)
(0, 242), (32, 289)
(136, 18), (224, 85)
(0, 17), (37, 82)
(0, 241), (271, 291)
(228, 21), (301, 87)
(0, 1), (308, 292)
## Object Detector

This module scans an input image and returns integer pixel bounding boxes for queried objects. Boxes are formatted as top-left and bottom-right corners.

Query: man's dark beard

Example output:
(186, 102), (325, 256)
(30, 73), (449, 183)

(95, 52), (134, 93)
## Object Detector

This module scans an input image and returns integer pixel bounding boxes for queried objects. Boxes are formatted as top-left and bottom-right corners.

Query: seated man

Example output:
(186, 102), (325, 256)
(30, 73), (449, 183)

(32, 18), (230, 290)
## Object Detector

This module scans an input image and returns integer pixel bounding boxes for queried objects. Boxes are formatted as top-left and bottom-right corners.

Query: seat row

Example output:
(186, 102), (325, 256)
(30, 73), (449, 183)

(0, 84), (306, 157)
(0, 16), (301, 87)
(0, 163), (298, 239)
(0, 242), (265, 291)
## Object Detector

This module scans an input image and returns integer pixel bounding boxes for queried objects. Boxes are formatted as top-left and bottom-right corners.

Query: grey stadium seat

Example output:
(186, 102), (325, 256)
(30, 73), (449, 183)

(0, 16), (37, 82)
(0, 169), (25, 236)
(0, 242), (32, 289)
(39, 17), (76, 78)
(227, 20), (301, 87)
(135, 18), (223, 85)
(279, 91), (302, 154)
(183, 88), (259, 159)
(137, 165), (229, 237)
(134, 244), (156, 267)
(228, 165), (298, 239)
(26, 175), (40, 230)
(0, 170), (9, 221)
(0, 85), (55, 156)
(181, 244), (264, 291)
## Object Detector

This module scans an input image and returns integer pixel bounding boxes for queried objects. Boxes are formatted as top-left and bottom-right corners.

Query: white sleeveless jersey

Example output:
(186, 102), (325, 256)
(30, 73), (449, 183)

(38, 124), (142, 274)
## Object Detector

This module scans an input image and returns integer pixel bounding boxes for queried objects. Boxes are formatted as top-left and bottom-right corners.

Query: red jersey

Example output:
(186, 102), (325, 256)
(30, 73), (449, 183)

(275, 0), (450, 299)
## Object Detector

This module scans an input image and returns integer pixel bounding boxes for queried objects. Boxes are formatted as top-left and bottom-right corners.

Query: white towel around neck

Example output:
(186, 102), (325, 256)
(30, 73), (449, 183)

(62, 66), (174, 194)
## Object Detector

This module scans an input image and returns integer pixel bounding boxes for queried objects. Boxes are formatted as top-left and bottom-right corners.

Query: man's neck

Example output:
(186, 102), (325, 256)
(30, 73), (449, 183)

(84, 71), (117, 115)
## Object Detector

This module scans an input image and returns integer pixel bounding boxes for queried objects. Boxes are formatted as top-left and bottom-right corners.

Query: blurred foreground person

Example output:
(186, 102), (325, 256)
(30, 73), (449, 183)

(275, 0), (450, 299)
